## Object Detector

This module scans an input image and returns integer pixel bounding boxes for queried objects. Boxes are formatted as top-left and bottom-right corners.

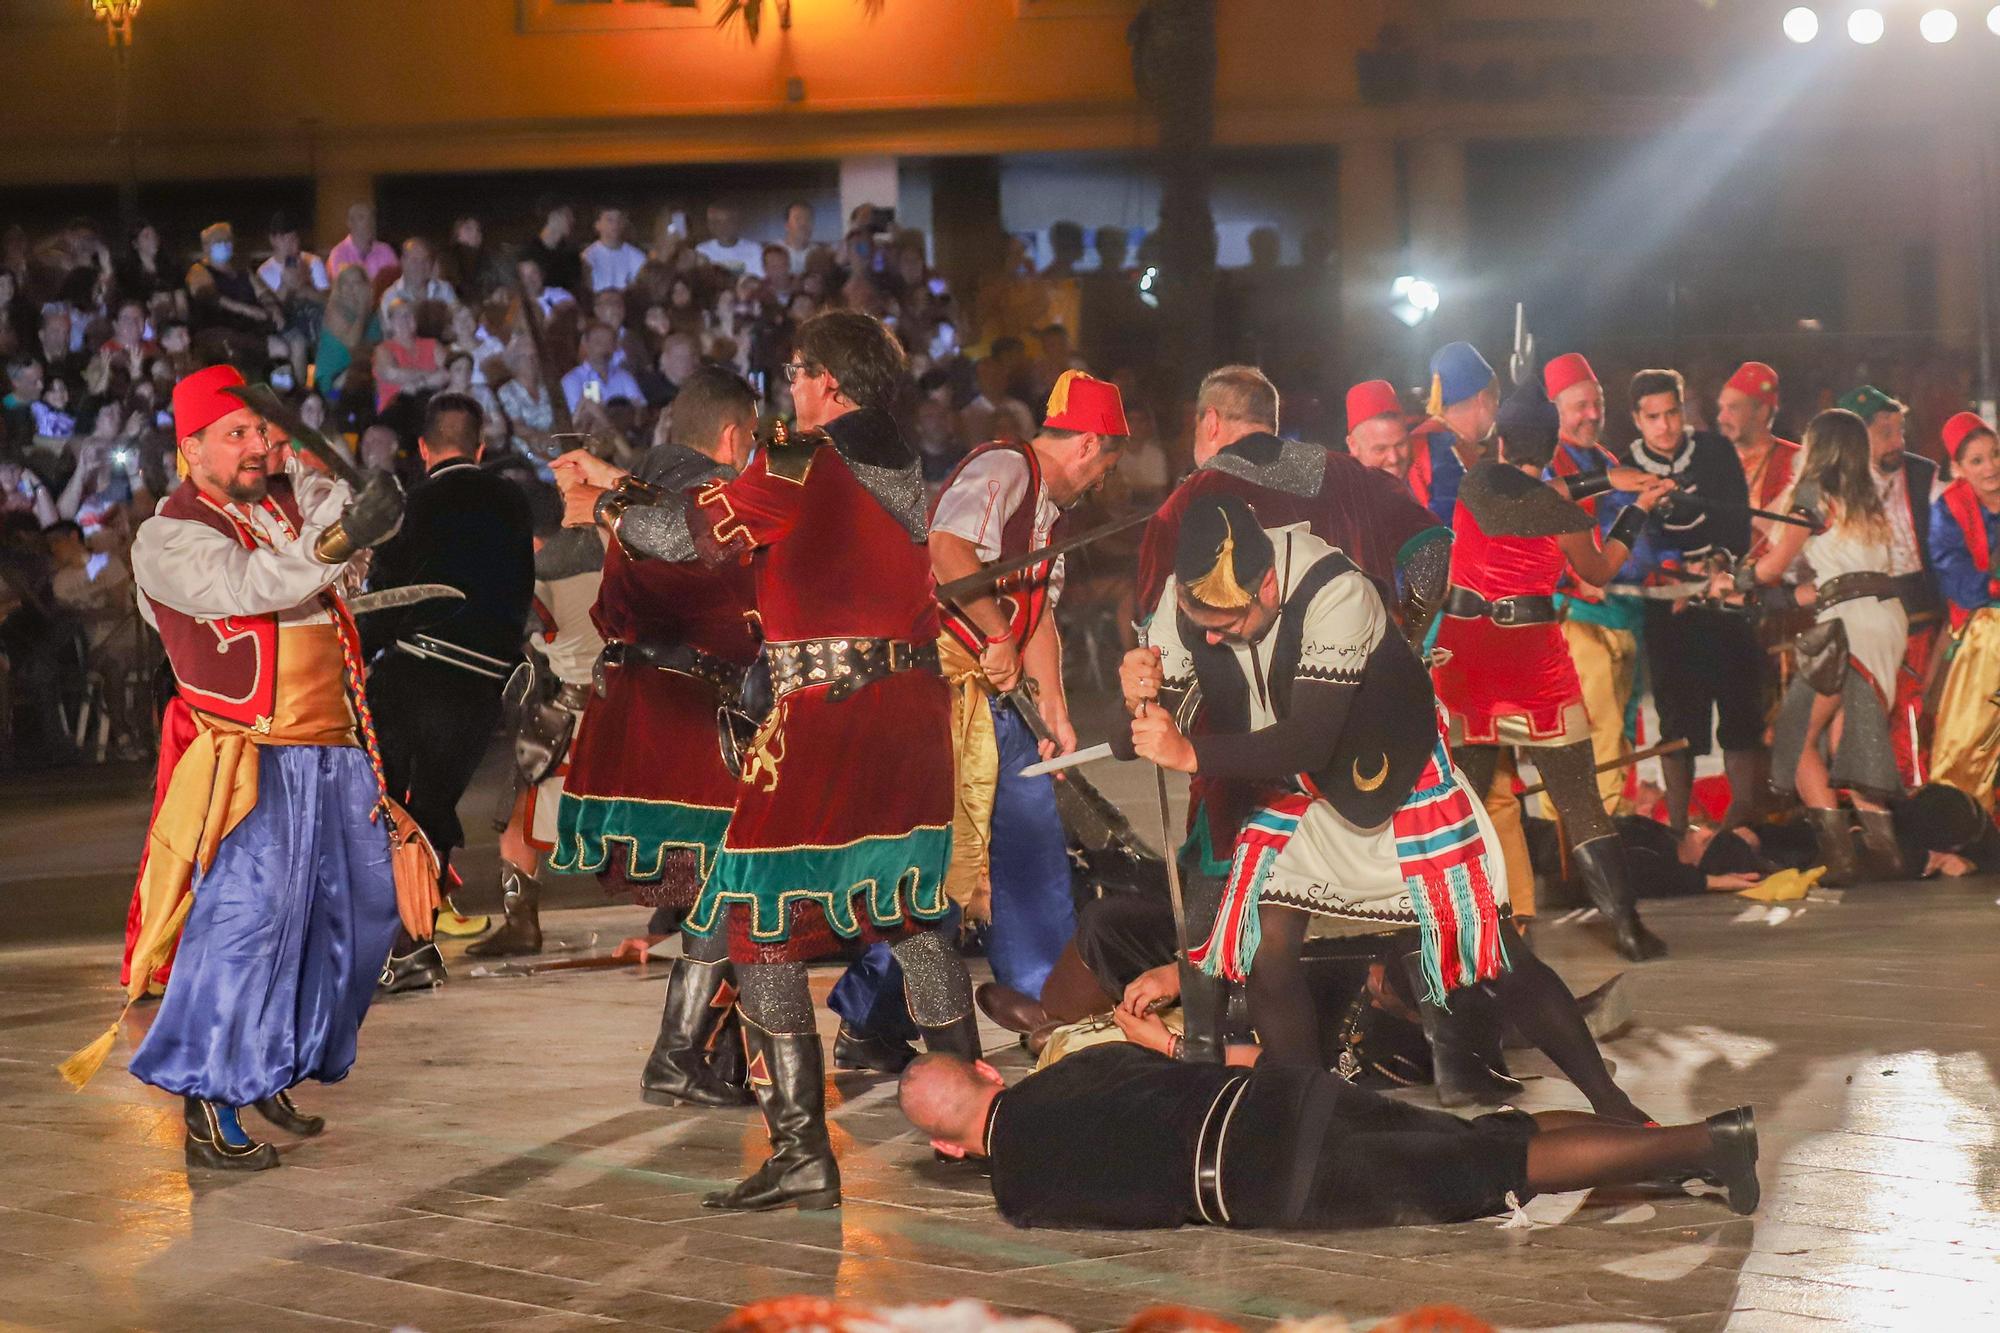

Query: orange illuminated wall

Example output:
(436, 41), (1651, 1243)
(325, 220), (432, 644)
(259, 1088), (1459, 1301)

(0, 0), (1385, 186)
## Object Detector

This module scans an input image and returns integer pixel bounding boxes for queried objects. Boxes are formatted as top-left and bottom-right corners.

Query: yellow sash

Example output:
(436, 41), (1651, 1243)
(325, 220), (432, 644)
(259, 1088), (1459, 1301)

(938, 635), (1000, 922)
(60, 626), (356, 1090)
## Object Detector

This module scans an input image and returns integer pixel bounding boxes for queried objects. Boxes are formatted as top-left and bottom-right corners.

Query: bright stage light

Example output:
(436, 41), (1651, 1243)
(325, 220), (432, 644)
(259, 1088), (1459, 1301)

(1848, 8), (1885, 43)
(1782, 7), (1820, 42)
(1390, 275), (1440, 328)
(1988, 5), (2000, 36)
(1920, 8), (1958, 41)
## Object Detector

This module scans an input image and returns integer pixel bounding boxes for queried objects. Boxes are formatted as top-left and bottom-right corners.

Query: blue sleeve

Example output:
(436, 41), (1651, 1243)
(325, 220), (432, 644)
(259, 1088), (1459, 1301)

(1932, 497), (1994, 612)
(1425, 437), (1459, 525)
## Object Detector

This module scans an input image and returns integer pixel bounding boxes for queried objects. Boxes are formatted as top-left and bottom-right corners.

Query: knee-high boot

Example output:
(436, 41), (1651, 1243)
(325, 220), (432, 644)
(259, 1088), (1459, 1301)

(641, 957), (753, 1108)
(1177, 870), (1229, 1064)
(1807, 807), (1865, 887)
(892, 928), (980, 1060)
(465, 860), (543, 958)
(1855, 810), (1909, 881)
(1402, 953), (1522, 1108)
(701, 1018), (840, 1212)
(1570, 836), (1667, 962)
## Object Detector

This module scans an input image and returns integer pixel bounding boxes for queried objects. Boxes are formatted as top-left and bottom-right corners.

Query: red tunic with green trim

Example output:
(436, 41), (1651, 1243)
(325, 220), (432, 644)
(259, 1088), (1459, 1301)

(554, 450), (759, 907)
(683, 408), (955, 963)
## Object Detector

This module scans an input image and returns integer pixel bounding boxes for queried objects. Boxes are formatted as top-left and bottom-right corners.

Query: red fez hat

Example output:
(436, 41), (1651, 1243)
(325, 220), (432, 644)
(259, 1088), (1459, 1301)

(1942, 410), (1995, 459)
(1723, 361), (1780, 408)
(1043, 370), (1129, 436)
(1541, 352), (1597, 400)
(173, 364), (250, 440)
(1345, 379), (1402, 429)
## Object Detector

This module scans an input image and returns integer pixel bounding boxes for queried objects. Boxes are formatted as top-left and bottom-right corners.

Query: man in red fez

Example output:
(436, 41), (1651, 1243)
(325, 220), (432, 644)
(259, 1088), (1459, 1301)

(1714, 362), (1800, 558)
(1345, 379), (1411, 480)
(104, 363), (412, 1173)
(934, 370), (1126, 1036)
(1540, 351), (1645, 819)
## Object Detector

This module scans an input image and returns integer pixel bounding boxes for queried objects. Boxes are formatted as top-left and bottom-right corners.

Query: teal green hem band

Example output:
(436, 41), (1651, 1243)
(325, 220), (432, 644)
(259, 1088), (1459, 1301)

(549, 793), (732, 881)
(683, 826), (954, 942)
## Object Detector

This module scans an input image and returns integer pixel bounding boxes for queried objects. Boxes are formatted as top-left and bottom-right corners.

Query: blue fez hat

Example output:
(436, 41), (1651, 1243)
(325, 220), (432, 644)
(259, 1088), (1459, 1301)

(1426, 341), (1495, 417)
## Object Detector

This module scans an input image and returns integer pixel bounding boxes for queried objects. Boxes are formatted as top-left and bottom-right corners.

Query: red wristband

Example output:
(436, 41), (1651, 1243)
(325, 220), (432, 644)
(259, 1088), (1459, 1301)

(983, 631), (1013, 648)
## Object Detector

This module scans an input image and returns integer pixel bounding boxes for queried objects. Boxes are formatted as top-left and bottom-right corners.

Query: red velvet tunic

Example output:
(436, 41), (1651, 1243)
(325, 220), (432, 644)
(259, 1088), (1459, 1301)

(683, 418), (955, 963)
(553, 539), (759, 907)
(1433, 502), (1585, 745)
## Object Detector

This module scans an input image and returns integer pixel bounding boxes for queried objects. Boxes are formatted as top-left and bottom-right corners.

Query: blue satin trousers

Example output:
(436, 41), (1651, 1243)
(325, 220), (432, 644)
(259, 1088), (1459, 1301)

(128, 745), (400, 1106)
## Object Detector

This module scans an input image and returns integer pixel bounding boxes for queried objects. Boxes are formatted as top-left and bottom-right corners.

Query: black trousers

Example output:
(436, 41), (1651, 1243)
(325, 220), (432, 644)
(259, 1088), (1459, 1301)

(366, 652), (504, 879)
(1642, 602), (1765, 757)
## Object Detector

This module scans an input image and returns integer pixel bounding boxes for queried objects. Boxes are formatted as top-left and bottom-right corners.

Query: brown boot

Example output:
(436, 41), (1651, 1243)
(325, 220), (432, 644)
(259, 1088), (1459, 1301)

(1807, 807), (1865, 886)
(466, 860), (543, 958)
(1854, 810), (1908, 881)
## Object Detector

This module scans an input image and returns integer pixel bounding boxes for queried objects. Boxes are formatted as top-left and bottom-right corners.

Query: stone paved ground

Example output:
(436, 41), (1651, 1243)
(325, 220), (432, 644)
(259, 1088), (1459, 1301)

(5, 867), (2000, 1331)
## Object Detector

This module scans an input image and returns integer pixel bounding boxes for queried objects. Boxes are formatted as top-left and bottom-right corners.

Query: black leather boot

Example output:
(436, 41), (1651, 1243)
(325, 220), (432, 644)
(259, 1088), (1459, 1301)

(1571, 836), (1668, 962)
(1402, 953), (1522, 1108)
(377, 941), (447, 996)
(1177, 871), (1229, 1064)
(1855, 810), (1908, 882)
(465, 860), (543, 958)
(1705, 1105), (1761, 1215)
(831, 1024), (918, 1074)
(919, 1014), (981, 1061)
(184, 1097), (280, 1171)
(250, 1088), (325, 1136)
(642, 957), (753, 1108)
(1807, 807), (1865, 886)
(702, 1023), (840, 1212)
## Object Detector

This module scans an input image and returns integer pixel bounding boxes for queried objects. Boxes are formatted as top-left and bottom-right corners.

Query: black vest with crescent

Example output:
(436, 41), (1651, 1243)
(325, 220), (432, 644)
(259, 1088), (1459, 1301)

(1184, 549), (1437, 828)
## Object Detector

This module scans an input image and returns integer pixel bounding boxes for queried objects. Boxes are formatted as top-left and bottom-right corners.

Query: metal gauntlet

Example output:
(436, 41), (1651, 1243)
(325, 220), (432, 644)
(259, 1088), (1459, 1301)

(314, 519), (358, 565)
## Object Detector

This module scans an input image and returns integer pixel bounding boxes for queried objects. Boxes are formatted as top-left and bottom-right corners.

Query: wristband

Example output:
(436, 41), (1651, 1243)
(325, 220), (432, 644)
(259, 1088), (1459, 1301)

(1604, 503), (1647, 552)
(982, 631), (1013, 648)
(1567, 470), (1614, 502)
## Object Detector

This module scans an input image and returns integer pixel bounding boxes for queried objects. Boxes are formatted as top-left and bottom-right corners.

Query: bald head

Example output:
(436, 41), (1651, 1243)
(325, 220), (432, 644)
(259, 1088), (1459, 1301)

(898, 1054), (1005, 1157)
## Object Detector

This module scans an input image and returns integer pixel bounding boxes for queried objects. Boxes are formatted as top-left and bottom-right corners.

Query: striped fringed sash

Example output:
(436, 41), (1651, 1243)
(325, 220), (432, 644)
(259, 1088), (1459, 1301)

(1187, 736), (1507, 999)
(1397, 735), (1508, 1003)
(1186, 793), (1312, 982)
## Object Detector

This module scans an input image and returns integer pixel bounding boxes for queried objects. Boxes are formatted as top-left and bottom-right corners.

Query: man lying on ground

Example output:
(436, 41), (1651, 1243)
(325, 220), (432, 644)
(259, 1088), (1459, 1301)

(897, 1039), (1759, 1231)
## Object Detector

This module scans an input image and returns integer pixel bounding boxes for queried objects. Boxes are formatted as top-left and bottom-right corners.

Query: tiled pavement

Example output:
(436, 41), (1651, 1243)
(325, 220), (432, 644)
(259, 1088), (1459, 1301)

(5, 873), (2000, 1330)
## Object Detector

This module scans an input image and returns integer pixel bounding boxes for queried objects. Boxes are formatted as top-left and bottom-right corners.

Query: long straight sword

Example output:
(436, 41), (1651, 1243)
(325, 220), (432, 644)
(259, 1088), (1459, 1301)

(935, 509), (1153, 604)
(1513, 737), (1688, 797)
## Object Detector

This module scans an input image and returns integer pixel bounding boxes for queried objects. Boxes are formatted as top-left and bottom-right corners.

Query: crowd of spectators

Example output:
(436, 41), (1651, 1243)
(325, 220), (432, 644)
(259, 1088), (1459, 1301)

(0, 187), (1979, 771)
(0, 194), (1188, 769)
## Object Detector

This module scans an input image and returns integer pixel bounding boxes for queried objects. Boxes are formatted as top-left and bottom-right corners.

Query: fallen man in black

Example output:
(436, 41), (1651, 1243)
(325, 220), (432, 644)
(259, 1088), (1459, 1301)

(898, 1042), (1759, 1231)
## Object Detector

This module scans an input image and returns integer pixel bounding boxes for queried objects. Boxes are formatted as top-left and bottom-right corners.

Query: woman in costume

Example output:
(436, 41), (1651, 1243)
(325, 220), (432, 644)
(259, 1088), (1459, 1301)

(1433, 385), (1673, 964)
(1925, 412), (2000, 819)
(1721, 409), (1907, 881)
(1125, 495), (1652, 1123)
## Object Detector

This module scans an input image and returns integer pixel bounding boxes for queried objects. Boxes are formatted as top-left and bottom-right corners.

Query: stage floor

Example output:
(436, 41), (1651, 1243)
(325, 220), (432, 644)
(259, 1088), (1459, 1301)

(5, 873), (2000, 1330)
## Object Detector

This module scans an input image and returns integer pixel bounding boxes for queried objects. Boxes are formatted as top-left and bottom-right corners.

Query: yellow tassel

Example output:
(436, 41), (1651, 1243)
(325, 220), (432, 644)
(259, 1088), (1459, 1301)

(57, 1017), (123, 1091)
(1187, 512), (1255, 610)
(1046, 368), (1081, 420)
(1426, 372), (1444, 420)
(175, 449), (189, 479)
